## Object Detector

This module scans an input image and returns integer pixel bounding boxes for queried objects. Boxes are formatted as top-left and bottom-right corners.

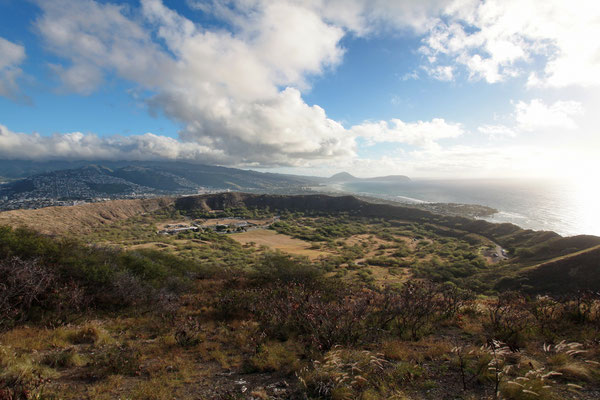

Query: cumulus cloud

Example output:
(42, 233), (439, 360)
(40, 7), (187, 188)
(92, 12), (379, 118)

(34, 0), (174, 92)
(0, 124), (227, 163)
(476, 99), (584, 139)
(350, 118), (464, 149)
(478, 124), (517, 139)
(24, 0), (596, 170)
(33, 0), (354, 166)
(187, 0), (450, 36)
(0, 37), (26, 101)
(514, 99), (584, 132)
(419, 0), (600, 86)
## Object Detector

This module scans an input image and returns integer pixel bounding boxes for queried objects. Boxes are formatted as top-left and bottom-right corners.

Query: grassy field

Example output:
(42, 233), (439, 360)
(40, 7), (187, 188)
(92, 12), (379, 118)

(230, 229), (331, 260)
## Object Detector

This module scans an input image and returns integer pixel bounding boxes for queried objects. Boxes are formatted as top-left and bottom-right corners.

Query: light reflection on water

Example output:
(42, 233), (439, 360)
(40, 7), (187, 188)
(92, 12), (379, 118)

(340, 179), (600, 237)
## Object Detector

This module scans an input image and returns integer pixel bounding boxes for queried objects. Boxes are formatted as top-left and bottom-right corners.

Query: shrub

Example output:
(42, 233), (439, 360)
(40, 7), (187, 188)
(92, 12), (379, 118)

(297, 348), (400, 399)
(251, 252), (324, 287)
(529, 295), (564, 338)
(0, 226), (199, 327)
(174, 317), (203, 347)
(483, 292), (533, 349)
(0, 257), (86, 330)
(376, 280), (466, 340)
(562, 291), (600, 325)
(248, 284), (376, 350)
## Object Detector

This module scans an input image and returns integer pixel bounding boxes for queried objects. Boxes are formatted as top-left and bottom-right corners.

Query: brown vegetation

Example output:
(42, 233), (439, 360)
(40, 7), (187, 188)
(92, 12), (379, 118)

(1, 194), (600, 399)
(0, 197), (173, 235)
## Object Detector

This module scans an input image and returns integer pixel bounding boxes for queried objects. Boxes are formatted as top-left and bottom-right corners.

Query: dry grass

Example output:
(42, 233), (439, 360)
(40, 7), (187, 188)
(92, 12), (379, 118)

(0, 326), (66, 351)
(249, 340), (304, 374)
(230, 229), (331, 259)
(380, 337), (453, 363)
(364, 265), (411, 285)
(126, 242), (175, 251)
(0, 197), (173, 235)
(65, 322), (113, 345)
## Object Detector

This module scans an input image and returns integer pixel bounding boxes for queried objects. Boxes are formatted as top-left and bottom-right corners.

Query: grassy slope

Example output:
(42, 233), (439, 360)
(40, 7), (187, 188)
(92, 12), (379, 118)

(498, 245), (600, 294)
(0, 197), (174, 235)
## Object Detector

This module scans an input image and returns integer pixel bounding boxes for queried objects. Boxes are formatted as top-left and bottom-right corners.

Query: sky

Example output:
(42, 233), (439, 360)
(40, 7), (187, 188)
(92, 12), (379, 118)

(0, 0), (599, 179)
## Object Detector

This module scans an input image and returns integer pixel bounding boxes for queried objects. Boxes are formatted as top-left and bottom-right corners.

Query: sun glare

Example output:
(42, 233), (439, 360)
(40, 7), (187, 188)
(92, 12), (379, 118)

(564, 177), (600, 236)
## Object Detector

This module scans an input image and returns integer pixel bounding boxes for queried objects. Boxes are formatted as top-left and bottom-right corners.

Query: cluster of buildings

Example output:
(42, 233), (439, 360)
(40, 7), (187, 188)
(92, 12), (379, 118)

(158, 216), (280, 235)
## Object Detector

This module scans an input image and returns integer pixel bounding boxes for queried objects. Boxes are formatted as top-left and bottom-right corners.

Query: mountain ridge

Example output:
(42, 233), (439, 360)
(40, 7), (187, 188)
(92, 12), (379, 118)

(0, 161), (411, 209)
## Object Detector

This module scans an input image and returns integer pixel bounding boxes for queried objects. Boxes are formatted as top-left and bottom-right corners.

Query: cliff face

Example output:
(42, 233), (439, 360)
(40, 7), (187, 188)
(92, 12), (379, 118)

(176, 192), (365, 213)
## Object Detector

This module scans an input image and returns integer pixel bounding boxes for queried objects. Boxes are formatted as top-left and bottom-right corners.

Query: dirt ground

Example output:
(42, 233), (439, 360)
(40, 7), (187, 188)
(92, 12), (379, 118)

(230, 229), (330, 260)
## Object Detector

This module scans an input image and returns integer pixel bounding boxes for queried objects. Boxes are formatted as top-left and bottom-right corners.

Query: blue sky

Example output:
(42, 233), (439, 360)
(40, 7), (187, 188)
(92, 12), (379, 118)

(0, 0), (599, 179)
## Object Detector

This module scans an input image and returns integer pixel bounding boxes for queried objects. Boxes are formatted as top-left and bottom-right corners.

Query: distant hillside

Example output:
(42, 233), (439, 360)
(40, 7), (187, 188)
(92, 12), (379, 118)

(0, 161), (411, 208)
(497, 245), (600, 294)
(364, 175), (411, 183)
(326, 172), (360, 183)
(324, 171), (410, 184)
(0, 161), (314, 208)
(0, 197), (173, 235)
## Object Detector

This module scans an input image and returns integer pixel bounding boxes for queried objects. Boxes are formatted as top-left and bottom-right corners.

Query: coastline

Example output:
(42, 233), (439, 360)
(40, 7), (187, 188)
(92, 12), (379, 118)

(310, 180), (597, 237)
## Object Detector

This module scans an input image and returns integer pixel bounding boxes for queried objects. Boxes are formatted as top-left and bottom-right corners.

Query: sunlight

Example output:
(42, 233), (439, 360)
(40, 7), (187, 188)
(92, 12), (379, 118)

(567, 177), (600, 236)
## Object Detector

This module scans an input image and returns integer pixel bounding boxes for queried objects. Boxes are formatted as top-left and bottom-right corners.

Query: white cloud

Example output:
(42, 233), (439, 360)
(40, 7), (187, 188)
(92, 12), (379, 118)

(25, 0), (597, 174)
(185, 1), (600, 88)
(478, 124), (516, 139)
(406, 144), (600, 179)
(189, 0), (450, 36)
(400, 70), (419, 81)
(421, 64), (454, 81)
(33, 0), (353, 166)
(514, 99), (584, 132)
(273, 144), (589, 179)
(350, 118), (464, 149)
(0, 37), (26, 100)
(34, 0), (174, 92)
(419, 0), (600, 87)
(0, 124), (227, 163)
(476, 99), (584, 139)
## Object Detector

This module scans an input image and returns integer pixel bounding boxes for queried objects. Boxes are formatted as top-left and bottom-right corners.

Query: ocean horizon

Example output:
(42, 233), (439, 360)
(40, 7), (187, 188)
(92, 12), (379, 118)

(335, 178), (600, 237)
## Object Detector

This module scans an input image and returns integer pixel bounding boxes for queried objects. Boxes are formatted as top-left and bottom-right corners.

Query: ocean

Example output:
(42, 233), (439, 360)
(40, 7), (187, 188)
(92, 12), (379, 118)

(337, 178), (600, 237)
